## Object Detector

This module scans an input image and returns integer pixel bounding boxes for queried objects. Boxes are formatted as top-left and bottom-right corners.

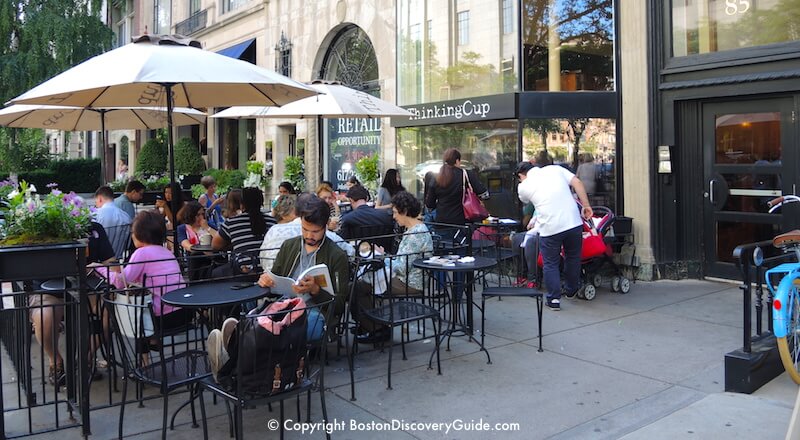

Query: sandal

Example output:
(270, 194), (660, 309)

(48, 364), (65, 388)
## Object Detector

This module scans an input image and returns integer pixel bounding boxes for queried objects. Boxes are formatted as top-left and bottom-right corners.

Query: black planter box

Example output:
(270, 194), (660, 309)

(0, 241), (86, 281)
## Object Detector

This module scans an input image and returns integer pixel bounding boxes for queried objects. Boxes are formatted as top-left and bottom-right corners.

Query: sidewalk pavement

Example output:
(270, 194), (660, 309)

(4, 279), (795, 439)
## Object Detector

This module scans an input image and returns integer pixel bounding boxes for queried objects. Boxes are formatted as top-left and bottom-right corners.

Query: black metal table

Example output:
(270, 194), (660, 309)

(413, 256), (497, 361)
(189, 244), (215, 253)
(162, 281), (274, 329)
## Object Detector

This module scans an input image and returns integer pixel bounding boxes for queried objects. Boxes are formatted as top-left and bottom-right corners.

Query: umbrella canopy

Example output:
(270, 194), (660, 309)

(0, 105), (205, 130)
(8, 34), (318, 256)
(210, 82), (412, 119)
(9, 35), (318, 108)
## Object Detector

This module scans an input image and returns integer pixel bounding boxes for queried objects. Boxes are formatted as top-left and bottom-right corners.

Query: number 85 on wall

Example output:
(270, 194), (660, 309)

(725, 0), (750, 15)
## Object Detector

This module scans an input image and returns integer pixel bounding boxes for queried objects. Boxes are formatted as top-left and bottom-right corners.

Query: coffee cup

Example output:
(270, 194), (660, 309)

(200, 234), (212, 246)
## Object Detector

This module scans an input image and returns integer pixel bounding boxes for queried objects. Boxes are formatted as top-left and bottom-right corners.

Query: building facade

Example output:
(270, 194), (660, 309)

(648, 0), (800, 279)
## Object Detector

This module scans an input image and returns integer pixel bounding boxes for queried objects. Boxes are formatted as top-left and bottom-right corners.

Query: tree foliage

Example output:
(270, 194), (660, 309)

(173, 137), (206, 175)
(136, 137), (167, 176)
(0, 0), (113, 173)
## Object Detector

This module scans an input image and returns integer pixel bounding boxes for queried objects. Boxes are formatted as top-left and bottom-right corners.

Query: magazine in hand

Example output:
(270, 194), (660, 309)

(266, 264), (334, 296)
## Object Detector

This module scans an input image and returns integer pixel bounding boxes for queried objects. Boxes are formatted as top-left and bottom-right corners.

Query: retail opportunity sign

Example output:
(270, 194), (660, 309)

(327, 117), (382, 191)
(391, 94), (516, 127)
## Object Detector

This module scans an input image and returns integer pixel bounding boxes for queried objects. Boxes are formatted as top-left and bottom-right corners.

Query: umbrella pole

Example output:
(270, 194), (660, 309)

(165, 84), (180, 257)
(100, 110), (107, 185)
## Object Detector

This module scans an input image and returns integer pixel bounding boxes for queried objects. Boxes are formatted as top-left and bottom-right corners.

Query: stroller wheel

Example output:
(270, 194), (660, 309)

(591, 273), (603, 288)
(611, 276), (621, 292)
(583, 284), (597, 301)
(619, 277), (631, 294)
(576, 287), (586, 299)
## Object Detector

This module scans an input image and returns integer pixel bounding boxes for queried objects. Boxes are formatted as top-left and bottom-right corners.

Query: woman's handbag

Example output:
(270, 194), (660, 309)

(462, 170), (489, 221)
(114, 271), (155, 338)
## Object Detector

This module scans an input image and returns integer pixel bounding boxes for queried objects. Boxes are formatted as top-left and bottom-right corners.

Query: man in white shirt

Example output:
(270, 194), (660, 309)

(517, 154), (592, 311)
(94, 186), (132, 260)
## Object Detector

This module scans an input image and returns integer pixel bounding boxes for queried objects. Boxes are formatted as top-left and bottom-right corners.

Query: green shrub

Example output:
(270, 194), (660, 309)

(204, 169), (245, 194)
(174, 137), (205, 175)
(191, 184), (206, 199)
(284, 156), (305, 192)
(0, 158), (101, 193)
(48, 158), (101, 193)
(143, 175), (171, 191)
(136, 137), (167, 175)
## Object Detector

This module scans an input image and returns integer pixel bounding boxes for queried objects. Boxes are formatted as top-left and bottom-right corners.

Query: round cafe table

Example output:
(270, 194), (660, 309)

(413, 256), (497, 362)
(161, 280), (275, 329)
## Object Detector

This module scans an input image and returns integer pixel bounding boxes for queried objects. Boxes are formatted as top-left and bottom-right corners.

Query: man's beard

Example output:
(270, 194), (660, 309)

(304, 237), (321, 247)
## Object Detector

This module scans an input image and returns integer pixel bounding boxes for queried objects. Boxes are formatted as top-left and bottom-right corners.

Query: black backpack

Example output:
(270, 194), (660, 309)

(218, 298), (308, 395)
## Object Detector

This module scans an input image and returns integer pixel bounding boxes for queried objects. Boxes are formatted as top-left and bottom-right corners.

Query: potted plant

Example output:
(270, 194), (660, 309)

(284, 156), (305, 192)
(355, 154), (380, 198)
(0, 181), (91, 280)
(174, 137), (205, 189)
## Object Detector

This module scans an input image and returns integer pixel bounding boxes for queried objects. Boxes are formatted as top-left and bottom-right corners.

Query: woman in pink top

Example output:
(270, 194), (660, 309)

(103, 210), (191, 332)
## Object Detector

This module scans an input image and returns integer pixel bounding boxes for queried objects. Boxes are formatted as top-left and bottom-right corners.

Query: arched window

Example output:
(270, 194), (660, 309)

(320, 25), (380, 95)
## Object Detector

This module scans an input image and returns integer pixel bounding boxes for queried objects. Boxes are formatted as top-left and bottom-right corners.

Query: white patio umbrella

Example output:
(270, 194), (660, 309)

(8, 34), (317, 253)
(0, 104), (206, 131)
(211, 81), (412, 119)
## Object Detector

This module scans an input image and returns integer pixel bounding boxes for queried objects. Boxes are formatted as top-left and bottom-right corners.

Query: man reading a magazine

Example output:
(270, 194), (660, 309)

(257, 194), (350, 325)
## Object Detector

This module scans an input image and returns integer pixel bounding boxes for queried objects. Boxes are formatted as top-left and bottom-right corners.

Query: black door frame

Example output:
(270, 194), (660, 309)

(702, 97), (798, 278)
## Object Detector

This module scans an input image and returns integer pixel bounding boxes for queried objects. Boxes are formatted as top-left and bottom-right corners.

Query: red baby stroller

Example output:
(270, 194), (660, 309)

(534, 206), (631, 300)
(575, 206), (631, 300)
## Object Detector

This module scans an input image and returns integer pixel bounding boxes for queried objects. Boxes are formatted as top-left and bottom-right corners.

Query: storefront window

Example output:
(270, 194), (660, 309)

(672, 0), (800, 57)
(522, 118), (617, 211)
(522, 0), (614, 91)
(397, 0), (519, 105)
(397, 120), (520, 218)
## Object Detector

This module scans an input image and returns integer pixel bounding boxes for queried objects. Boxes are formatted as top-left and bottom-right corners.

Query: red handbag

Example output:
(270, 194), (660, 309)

(462, 170), (489, 221)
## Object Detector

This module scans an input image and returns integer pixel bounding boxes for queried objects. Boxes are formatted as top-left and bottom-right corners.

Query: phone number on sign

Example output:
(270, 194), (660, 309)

(271, 418), (521, 435)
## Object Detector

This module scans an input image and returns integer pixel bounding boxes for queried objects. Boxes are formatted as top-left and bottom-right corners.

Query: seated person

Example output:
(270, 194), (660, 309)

(259, 194), (355, 273)
(351, 192), (434, 344)
(114, 180), (145, 220)
(177, 202), (218, 253)
(338, 184), (395, 253)
(257, 194), (350, 327)
(98, 210), (192, 335)
(212, 187), (276, 276)
(316, 183), (341, 231)
(31, 220), (116, 387)
(198, 176), (225, 230)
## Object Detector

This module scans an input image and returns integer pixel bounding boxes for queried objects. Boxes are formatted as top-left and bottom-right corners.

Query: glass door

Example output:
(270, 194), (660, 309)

(703, 98), (797, 278)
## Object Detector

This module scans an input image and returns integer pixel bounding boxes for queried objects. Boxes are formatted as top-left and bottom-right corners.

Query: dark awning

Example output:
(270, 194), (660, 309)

(216, 39), (255, 60)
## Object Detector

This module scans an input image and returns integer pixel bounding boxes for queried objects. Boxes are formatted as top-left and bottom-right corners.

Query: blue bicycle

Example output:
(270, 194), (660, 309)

(765, 195), (800, 383)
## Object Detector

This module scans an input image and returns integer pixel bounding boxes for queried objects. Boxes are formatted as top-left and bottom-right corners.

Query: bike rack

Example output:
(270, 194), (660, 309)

(725, 240), (792, 393)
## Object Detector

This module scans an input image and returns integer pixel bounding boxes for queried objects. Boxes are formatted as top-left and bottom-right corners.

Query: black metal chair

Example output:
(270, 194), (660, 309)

(358, 251), (443, 390)
(104, 283), (210, 440)
(198, 298), (335, 440)
(480, 270), (544, 361)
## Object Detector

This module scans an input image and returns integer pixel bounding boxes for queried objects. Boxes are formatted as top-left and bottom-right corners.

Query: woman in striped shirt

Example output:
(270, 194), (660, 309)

(212, 187), (276, 275)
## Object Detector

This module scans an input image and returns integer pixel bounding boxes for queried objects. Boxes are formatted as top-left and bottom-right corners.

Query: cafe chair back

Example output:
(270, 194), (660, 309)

(103, 273), (210, 440)
(198, 297), (334, 440)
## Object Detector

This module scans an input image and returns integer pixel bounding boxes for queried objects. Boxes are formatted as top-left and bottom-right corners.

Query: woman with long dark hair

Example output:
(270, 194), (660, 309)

(213, 187), (276, 275)
(375, 168), (405, 209)
(425, 148), (489, 226)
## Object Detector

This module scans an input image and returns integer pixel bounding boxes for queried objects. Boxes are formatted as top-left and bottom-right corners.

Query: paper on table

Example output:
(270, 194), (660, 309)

(499, 218), (517, 224)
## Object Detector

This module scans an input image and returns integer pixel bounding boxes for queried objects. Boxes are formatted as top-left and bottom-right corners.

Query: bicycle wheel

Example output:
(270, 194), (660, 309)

(773, 272), (800, 384)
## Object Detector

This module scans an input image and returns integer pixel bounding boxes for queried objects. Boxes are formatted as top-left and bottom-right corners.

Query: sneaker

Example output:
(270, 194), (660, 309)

(547, 298), (561, 311)
(207, 329), (226, 382)
(48, 364), (66, 389)
(526, 281), (537, 289)
(564, 287), (579, 299)
(221, 317), (238, 348)
(513, 277), (528, 287)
